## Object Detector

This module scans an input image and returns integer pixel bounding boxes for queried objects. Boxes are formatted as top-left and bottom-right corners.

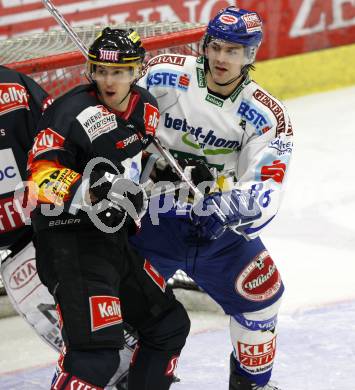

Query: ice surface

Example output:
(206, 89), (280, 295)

(1, 303), (355, 390)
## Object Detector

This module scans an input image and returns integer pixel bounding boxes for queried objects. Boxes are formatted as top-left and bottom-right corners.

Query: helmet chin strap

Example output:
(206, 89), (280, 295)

(213, 71), (243, 87)
(118, 89), (131, 105)
(117, 74), (141, 105)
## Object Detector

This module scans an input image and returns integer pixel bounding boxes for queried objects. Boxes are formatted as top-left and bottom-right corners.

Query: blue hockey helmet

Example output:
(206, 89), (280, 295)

(203, 7), (263, 65)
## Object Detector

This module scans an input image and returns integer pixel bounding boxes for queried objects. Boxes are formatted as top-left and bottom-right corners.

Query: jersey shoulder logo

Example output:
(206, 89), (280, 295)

(144, 102), (160, 136)
(147, 54), (186, 67)
(28, 128), (65, 169)
(142, 55), (187, 77)
(147, 69), (191, 91)
(42, 96), (54, 112)
(0, 83), (29, 116)
(260, 160), (287, 183)
(253, 89), (287, 136)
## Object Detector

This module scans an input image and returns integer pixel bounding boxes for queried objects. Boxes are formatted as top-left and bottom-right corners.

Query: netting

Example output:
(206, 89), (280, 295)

(1, 22), (207, 297)
(3, 22), (205, 98)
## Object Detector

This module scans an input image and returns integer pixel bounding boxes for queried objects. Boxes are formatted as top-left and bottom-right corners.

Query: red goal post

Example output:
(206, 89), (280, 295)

(0, 22), (207, 295)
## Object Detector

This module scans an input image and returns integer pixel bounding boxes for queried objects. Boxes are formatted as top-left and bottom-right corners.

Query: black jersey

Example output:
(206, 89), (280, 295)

(0, 66), (51, 248)
(28, 83), (159, 229)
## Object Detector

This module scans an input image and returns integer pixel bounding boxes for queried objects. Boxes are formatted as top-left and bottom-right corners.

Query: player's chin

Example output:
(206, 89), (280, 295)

(103, 93), (118, 104)
(211, 68), (228, 81)
(212, 73), (229, 85)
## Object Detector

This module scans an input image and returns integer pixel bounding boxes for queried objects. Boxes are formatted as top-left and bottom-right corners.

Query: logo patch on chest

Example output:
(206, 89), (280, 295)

(115, 133), (139, 149)
(76, 105), (117, 141)
(237, 100), (272, 135)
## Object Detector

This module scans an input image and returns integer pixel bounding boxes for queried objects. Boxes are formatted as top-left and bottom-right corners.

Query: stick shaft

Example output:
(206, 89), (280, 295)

(41, 0), (89, 58)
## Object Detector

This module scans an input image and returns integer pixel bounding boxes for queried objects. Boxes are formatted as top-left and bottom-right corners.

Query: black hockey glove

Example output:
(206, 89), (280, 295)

(92, 199), (126, 228)
(90, 170), (148, 224)
(90, 170), (113, 203)
(140, 133), (156, 149)
(154, 158), (216, 195)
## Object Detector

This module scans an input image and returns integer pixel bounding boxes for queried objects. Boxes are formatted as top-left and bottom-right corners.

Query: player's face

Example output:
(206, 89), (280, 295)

(92, 65), (136, 109)
(206, 40), (245, 85)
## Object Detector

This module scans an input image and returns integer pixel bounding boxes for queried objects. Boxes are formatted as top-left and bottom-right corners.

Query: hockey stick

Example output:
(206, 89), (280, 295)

(42, 0), (88, 57)
(41, 0), (251, 241)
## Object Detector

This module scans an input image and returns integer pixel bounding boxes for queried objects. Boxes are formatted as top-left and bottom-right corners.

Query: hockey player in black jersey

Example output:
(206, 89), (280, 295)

(0, 66), (61, 350)
(0, 65), (52, 249)
(28, 28), (190, 390)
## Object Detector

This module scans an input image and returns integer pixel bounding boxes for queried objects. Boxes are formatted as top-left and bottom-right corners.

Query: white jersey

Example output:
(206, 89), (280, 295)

(139, 54), (293, 237)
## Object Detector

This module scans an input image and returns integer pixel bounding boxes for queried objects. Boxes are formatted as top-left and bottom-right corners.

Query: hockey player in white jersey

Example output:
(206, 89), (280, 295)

(130, 6), (293, 390)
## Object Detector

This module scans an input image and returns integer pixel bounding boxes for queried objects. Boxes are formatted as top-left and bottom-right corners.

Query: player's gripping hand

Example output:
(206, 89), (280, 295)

(154, 158), (216, 194)
(90, 170), (148, 227)
(190, 189), (261, 240)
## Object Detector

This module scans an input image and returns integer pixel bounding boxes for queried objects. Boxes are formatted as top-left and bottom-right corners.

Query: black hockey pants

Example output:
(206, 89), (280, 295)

(34, 227), (190, 389)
